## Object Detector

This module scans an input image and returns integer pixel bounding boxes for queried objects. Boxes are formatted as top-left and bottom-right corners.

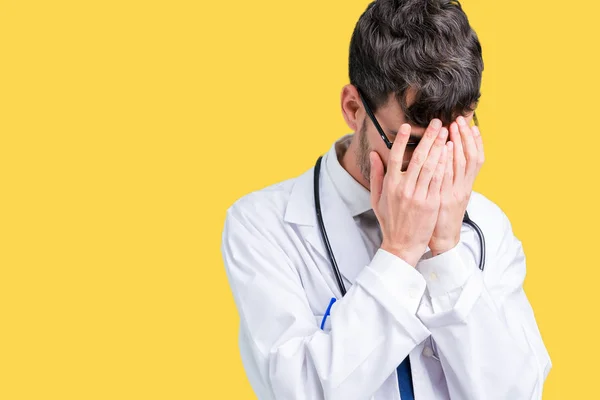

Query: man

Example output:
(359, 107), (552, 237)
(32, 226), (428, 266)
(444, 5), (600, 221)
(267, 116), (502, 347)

(221, 1), (551, 399)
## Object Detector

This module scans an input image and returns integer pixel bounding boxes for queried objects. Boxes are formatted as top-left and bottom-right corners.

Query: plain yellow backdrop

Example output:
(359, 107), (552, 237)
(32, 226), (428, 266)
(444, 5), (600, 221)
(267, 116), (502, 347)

(1, 0), (598, 398)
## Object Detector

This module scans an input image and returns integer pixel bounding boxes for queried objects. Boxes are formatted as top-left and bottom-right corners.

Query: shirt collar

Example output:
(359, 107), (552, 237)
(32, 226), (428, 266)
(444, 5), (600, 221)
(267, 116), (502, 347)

(325, 134), (372, 217)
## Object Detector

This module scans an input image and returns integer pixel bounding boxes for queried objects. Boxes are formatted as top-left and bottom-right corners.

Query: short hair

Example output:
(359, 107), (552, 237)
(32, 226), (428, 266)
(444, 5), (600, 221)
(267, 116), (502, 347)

(349, 0), (484, 127)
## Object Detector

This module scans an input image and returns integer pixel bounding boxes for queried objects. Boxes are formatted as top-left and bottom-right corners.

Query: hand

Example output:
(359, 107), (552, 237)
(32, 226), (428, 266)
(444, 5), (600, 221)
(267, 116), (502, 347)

(428, 116), (485, 256)
(370, 119), (452, 267)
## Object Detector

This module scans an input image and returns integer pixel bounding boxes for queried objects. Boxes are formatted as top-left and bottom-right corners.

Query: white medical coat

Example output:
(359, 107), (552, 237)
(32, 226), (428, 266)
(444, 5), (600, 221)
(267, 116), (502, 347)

(221, 149), (552, 400)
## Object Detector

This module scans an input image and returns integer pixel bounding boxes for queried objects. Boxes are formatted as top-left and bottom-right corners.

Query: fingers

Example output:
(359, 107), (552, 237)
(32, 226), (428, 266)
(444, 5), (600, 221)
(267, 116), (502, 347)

(449, 121), (465, 186)
(404, 118), (444, 189)
(457, 116), (478, 184)
(427, 142), (448, 197)
(369, 151), (384, 210)
(441, 141), (454, 196)
(386, 123), (412, 185)
(414, 126), (448, 198)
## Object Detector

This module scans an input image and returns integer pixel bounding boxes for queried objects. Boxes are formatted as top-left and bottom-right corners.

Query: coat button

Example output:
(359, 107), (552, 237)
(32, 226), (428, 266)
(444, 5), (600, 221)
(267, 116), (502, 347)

(423, 346), (434, 358)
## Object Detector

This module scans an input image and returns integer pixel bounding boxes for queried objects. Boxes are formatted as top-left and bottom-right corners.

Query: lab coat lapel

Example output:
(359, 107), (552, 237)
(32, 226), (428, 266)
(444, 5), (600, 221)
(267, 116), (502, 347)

(284, 154), (371, 288)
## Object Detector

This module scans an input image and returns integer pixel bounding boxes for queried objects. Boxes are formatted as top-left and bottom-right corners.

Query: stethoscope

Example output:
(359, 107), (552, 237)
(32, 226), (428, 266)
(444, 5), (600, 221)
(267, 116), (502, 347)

(313, 155), (486, 298)
(313, 155), (486, 360)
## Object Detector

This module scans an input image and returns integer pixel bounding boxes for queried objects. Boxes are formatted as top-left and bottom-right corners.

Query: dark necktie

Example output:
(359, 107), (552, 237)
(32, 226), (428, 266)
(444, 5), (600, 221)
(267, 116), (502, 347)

(397, 356), (415, 399)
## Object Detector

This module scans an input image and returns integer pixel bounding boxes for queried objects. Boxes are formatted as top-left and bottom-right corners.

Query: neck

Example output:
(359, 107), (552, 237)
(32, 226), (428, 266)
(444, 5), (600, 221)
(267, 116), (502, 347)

(340, 134), (370, 190)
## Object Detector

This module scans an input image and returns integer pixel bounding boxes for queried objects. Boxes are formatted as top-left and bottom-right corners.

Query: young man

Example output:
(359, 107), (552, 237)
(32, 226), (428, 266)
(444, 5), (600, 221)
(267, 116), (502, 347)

(221, 1), (551, 399)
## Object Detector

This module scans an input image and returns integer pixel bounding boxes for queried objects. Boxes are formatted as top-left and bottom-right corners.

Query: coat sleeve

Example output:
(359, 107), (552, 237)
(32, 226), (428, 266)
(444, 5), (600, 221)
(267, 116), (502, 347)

(221, 204), (432, 400)
(415, 202), (552, 399)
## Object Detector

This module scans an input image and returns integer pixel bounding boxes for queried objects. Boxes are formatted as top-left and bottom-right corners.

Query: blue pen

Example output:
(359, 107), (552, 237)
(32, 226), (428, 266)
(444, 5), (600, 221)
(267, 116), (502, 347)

(320, 297), (337, 330)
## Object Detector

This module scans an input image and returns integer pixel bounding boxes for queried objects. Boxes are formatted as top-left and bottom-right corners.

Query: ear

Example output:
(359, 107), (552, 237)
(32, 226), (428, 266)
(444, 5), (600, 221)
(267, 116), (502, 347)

(340, 84), (362, 132)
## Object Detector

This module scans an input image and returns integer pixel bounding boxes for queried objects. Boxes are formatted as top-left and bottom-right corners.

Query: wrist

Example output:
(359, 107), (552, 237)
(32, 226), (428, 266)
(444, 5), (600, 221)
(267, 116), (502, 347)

(380, 242), (420, 267)
(429, 239), (459, 257)
(430, 248), (446, 257)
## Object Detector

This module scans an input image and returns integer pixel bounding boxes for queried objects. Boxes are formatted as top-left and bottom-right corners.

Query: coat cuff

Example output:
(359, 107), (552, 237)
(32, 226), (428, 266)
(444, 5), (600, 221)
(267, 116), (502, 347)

(416, 244), (477, 298)
(356, 248), (427, 316)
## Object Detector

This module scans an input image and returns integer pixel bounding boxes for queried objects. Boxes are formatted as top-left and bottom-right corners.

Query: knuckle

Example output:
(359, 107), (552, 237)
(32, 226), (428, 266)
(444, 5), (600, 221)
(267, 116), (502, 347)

(415, 197), (428, 208)
(400, 187), (412, 199)
(425, 128), (438, 140)
(435, 165), (445, 178)
(411, 152), (425, 166)
(421, 163), (434, 175)
(389, 152), (403, 165)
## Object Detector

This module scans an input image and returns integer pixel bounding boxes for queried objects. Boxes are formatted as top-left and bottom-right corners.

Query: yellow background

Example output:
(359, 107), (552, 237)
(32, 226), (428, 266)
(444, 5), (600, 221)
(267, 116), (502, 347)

(1, 0), (597, 398)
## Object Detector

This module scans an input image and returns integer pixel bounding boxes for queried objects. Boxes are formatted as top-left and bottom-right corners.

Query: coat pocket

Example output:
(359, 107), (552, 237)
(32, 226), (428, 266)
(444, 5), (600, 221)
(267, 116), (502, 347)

(314, 314), (332, 332)
(314, 297), (337, 333)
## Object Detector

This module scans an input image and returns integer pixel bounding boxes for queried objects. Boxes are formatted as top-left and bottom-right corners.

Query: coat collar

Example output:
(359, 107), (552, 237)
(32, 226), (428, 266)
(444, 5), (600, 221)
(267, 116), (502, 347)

(283, 148), (371, 288)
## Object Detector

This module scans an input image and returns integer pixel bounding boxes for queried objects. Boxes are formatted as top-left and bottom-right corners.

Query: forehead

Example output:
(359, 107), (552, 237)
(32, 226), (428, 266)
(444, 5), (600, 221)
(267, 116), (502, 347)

(375, 93), (425, 138)
(376, 91), (473, 138)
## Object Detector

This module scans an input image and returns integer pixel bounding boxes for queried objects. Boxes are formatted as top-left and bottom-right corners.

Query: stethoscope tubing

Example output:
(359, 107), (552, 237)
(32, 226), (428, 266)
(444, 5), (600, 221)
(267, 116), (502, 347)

(314, 155), (485, 298)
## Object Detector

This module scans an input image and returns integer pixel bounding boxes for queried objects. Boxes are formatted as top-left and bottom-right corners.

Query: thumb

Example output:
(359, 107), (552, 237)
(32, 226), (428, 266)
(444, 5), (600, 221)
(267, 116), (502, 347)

(369, 151), (384, 209)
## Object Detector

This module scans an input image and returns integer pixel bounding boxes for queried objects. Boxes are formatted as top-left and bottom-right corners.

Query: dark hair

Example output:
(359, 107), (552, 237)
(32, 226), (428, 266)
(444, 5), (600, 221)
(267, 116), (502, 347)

(349, 0), (483, 127)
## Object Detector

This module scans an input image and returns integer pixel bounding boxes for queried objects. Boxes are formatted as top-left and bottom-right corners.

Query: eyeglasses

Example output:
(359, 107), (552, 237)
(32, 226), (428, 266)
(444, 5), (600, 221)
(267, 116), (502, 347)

(356, 86), (479, 150)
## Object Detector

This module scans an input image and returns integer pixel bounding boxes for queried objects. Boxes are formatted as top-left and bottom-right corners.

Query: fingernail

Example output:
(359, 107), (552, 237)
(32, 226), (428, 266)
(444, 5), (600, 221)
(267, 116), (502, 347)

(400, 123), (411, 135)
(458, 116), (466, 126)
(432, 119), (442, 129)
(473, 126), (480, 136)
(440, 127), (448, 139)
